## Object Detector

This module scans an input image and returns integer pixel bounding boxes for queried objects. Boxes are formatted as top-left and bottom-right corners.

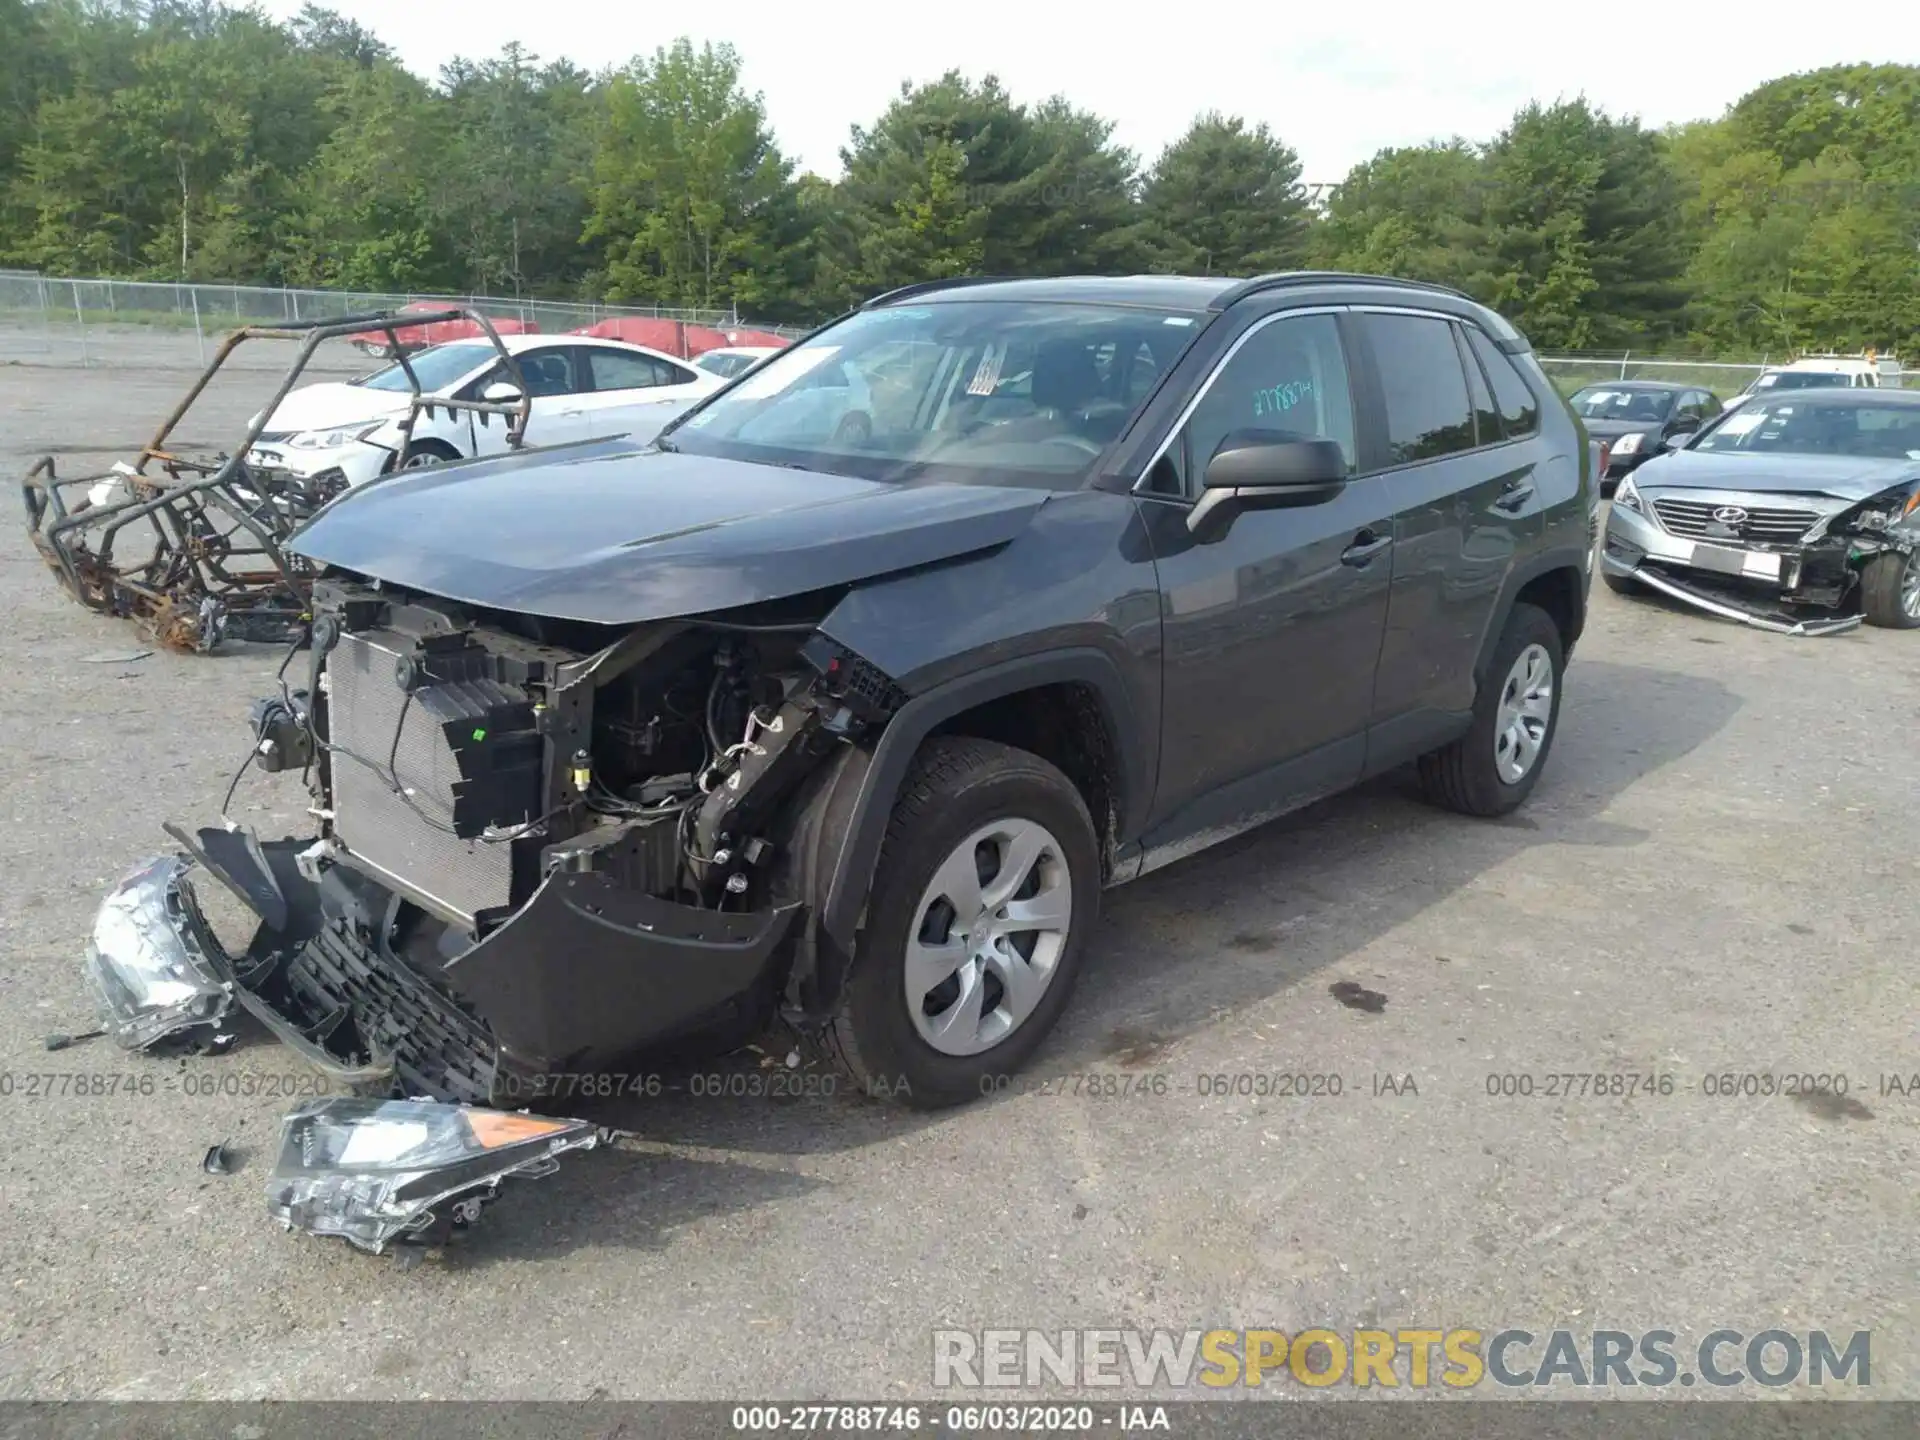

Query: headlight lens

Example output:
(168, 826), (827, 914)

(268, 1099), (601, 1254)
(82, 855), (232, 1051)
(290, 420), (387, 450)
(1612, 431), (1643, 456)
(1614, 476), (1644, 514)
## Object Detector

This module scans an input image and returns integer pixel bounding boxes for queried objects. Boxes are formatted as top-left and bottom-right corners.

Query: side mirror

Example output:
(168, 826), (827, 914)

(482, 381), (524, 405)
(1188, 432), (1348, 538)
(1667, 414), (1700, 435)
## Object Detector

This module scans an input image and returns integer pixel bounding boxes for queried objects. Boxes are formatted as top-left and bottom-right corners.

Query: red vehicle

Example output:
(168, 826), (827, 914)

(347, 302), (538, 357)
(571, 318), (790, 360)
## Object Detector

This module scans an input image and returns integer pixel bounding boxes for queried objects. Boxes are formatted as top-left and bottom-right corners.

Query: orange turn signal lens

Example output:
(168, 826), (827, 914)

(466, 1111), (574, 1149)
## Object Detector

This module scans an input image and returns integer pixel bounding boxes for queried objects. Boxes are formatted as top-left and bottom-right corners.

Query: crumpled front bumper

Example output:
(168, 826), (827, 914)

(96, 826), (800, 1105)
(1602, 500), (1864, 637)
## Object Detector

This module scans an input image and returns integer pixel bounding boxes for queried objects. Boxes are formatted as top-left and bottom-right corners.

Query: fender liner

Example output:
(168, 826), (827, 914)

(817, 647), (1146, 957)
(1473, 545), (1590, 688)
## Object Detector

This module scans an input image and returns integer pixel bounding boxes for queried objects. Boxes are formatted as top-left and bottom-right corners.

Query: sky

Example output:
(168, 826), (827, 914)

(263, 1), (1920, 184)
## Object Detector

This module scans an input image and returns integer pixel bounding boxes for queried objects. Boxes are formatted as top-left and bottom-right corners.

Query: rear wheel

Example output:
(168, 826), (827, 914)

(1860, 550), (1920, 629)
(1419, 602), (1564, 817)
(821, 737), (1099, 1109)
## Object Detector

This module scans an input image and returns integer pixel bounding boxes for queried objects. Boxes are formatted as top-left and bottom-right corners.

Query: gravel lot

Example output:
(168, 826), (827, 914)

(0, 334), (1913, 1402)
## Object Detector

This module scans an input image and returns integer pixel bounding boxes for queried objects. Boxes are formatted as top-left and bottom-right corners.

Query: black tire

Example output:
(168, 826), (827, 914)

(1419, 602), (1565, 818)
(820, 736), (1100, 1109)
(1860, 550), (1920, 629)
(1602, 569), (1646, 597)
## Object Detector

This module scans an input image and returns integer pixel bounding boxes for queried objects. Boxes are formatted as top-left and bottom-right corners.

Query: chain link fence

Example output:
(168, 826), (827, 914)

(0, 270), (808, 371)
(1537, 351), (1911, 398)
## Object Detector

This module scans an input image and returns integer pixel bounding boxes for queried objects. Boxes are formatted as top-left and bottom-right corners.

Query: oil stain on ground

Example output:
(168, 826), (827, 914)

(1792, 1089), (1873, 1122)
(1329, 981), (1387, 1014)
(1103, 1026), (1174, 1068)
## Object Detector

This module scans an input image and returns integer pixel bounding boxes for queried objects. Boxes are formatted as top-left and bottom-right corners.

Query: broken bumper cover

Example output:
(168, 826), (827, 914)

(123, 828), (800, 1105)
(1603, 501), (1865, 637)
(83, 856), (234, 1051)
(268, 1097), (601, 1254)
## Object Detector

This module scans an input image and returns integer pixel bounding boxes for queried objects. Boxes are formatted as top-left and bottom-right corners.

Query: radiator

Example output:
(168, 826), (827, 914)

(327, 630), (515, 925)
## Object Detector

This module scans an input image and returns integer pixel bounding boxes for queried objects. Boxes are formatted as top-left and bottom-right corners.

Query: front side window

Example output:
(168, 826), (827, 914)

(1174, 313), (1356, 495)
(664, 301), (1206, 485)
(1363, 312), (1475, 464)
(515, 347), (584, 398)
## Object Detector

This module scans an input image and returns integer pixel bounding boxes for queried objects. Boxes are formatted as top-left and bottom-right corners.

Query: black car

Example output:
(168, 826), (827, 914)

(1567, 380), (1722, 493)
(85, 272), (1597, 1117)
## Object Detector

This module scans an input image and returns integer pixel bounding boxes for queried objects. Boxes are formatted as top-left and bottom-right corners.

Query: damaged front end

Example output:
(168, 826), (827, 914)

(1603, 473), (1920, 635)
(109, 575), (900, 1105)
(20, 309), (531, 653)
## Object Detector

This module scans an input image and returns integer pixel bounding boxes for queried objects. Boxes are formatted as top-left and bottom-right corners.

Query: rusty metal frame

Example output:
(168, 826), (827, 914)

(21, 308), (533, 652)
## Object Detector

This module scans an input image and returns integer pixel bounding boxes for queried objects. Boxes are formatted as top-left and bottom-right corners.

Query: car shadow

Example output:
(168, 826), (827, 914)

(462, 658), (1740, 1257)
(574, 658), (1739, 1171)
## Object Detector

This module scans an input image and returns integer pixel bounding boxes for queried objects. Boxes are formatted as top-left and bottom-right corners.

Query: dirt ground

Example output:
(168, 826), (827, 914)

(0, 333), (1913, 1402)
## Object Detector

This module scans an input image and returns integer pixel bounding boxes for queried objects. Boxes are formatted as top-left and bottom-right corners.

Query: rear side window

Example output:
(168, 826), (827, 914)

(1360, 312), (1475, 464)
(1465, 327), (1540, 438)
(591, 349), (696, 390)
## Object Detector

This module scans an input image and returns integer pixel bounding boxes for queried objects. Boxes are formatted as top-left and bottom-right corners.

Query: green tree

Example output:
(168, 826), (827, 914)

(583, 39), (799, 312)
(1312, 141), (1486, 287)
(1140, 113), (1311, 274)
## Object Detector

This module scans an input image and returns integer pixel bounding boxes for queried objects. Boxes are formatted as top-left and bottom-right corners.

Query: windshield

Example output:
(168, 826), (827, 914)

(1754, 370), (1851, 392)
(1569, 387), (1674, 422)
(1693, 399), (1920, 459)
(354, 342), (494, 394)
(662, 301), (1205, 484)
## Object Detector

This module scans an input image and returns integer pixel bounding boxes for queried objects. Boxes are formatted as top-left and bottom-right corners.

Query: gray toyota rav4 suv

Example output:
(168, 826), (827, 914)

(87, 272), (1598, 1113)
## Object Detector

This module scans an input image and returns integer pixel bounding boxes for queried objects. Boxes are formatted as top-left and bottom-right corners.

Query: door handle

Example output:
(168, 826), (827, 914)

(1340, 531), (1392, 567)
(1493, 479), (1535, 513)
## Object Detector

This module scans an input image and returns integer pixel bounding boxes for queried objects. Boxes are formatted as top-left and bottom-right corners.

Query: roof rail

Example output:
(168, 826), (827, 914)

(1209, 271), (1476, 311)
(862, 276), (1019, 308)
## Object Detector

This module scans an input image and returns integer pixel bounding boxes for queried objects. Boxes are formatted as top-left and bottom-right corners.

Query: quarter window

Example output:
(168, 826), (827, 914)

(1465, 326), (1541, 438)
(1456, 324), (1501, 447)
(1361, 312), (1475, 464)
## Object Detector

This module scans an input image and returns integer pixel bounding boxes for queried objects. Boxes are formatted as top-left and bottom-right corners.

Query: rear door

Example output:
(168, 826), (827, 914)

(1357, 309), (1538, 750)
(578, 346), (718, 441)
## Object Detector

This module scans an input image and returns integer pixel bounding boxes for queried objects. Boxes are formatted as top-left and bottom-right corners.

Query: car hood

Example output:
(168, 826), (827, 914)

(254, 382), (413, 435)
(288, 439), (1051, 624)
(1630, 448), (1919, 502)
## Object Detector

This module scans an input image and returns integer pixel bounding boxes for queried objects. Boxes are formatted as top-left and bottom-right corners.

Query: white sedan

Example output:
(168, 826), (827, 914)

(246, 336), (724, 488)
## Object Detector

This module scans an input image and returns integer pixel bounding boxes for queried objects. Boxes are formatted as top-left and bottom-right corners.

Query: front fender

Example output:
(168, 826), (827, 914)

(815, 647), (1147, 959)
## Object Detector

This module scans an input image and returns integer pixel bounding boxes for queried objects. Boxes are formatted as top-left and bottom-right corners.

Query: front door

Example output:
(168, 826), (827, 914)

(1138, 309), (1394, 846)
(464, 345), (597, 457)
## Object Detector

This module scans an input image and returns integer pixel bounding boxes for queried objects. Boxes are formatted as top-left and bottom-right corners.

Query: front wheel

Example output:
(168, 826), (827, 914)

(821, 737), (1099, 1109)
(1419, 602), (1565, 817)
(1860, 550), (1920, 629)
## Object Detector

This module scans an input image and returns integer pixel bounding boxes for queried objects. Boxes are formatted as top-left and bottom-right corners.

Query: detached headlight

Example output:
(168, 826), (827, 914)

(1612, 431), (1644, 456)
(82, 855), (232, 1052)
(290, 420), (387, 450)
(1614, 475), (1645, 514)
(268, 1098), (602, 1255)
